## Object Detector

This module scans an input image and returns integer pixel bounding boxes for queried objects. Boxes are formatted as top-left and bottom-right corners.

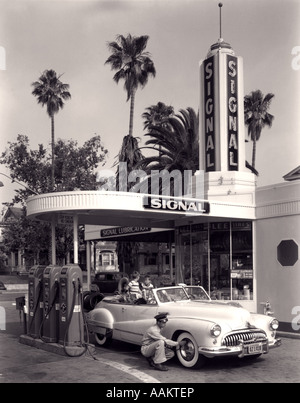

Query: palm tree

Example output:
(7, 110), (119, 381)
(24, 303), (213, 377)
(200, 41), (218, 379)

(105, 34), (156, 138)
(142, 102), (174, 161)
(244, 90), (274, 170)
(140, 107), (199, 172)
(142, 102), (174, 131)
(105, 33), (156, 190)
(138, 107), (199, 195)
(115, 135), (144, 191)
(105, 34), (155, 275)
(31, 69), (71, 190)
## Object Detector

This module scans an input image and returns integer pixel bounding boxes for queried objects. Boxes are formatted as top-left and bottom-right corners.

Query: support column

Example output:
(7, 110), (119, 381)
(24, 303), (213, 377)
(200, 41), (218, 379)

(86, 240), (91, 290)
(169, 232), (173, 283)
(17, 249), (22, 269)
(175, 229), (184, 285)
(189, 222), (193, 285)
(73, 214), (78, 264)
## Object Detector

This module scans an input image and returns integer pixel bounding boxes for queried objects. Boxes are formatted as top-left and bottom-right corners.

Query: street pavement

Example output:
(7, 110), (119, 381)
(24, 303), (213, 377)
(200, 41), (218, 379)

(1, 277), (300, 385)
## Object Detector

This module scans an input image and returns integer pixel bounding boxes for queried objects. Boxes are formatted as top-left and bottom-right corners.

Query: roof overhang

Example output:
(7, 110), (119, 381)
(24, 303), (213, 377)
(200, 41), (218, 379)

(26, 190), (255, 230)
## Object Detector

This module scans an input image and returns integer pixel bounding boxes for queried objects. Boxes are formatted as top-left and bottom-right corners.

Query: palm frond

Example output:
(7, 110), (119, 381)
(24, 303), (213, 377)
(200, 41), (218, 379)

(105, 33), (156, 106)
(140, 107), (199, 184)
(244, 90), (274, 169)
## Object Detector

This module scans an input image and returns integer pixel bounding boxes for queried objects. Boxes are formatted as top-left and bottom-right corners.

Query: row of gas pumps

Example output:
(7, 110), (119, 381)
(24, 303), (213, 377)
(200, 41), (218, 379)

(27, 264), (86, 351)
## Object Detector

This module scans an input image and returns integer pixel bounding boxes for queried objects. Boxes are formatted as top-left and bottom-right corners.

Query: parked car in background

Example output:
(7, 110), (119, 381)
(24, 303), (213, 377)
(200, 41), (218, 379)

(0, 281), (7, 290)
(86, 285), (281, 369)
(16, 268), (29, 278)
(83, 271), (128, 310)
(91, 271), (128, 294)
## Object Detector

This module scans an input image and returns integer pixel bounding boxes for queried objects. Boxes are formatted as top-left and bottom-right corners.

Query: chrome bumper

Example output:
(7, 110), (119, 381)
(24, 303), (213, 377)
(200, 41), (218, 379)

(199, 338), (281, 358)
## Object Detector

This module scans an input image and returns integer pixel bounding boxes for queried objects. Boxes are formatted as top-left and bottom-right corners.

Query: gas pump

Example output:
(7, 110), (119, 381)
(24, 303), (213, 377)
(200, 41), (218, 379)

(58, 264), (84, 347)
(41, 265), (61, 342)
(28, 265), (46, 338)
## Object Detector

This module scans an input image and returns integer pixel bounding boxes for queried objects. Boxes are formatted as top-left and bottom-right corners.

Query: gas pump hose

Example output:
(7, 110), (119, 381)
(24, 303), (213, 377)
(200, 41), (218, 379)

(28, 280), (43, 338)
(38, 281), (60, 342)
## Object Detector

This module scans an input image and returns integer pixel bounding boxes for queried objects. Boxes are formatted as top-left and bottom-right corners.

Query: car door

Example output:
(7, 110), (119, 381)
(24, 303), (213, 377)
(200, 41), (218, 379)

(118, 303), (159, 344)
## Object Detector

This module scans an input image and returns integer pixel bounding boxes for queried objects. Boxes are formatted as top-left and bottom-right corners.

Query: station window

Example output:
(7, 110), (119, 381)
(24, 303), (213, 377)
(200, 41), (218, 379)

(178, 221), (253, 300)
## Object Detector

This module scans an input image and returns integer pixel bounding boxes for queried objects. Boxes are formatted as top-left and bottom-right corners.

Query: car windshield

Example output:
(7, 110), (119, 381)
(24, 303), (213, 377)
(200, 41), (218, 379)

(156, 287), (189, 303)
(184, 286), (210, 301)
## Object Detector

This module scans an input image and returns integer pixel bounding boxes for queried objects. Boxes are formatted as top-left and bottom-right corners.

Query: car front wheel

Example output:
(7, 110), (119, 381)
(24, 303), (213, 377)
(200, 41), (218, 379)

(176, 332), (207, 368)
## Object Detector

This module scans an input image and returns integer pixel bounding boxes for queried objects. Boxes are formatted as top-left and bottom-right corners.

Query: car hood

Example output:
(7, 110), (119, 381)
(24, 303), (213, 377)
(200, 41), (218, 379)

(165, 300), (253, 331)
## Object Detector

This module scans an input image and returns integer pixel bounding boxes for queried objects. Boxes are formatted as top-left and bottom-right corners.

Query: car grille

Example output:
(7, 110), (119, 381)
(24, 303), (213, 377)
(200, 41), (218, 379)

(223, 330), (267, 347)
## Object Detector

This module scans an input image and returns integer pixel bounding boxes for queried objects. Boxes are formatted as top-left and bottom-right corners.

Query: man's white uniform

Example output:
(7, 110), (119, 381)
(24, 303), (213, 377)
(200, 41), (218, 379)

(141, 312), (183, 371)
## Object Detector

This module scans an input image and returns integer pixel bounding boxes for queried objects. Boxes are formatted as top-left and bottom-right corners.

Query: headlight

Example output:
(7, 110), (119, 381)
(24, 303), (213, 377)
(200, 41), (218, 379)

(270, 318), (279, 330)
(210, 324), (221, 337)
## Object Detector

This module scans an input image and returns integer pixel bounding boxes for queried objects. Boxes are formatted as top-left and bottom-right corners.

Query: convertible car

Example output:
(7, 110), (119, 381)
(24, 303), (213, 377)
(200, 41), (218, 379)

(86, 285), (281, 368)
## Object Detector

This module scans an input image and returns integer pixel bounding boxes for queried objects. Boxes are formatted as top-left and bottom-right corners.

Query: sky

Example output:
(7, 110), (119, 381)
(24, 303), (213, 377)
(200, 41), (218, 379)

(0, 0), (299, 208)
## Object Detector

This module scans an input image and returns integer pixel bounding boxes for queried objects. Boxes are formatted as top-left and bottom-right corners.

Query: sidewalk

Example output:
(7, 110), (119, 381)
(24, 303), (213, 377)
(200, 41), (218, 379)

(0, 301), (159, 384)
(0, 274), (28, 291)
(0, 332), (156, 383)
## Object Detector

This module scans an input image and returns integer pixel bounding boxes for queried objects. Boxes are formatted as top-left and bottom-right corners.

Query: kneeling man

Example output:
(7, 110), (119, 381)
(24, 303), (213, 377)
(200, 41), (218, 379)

(141, 312), (186, 371)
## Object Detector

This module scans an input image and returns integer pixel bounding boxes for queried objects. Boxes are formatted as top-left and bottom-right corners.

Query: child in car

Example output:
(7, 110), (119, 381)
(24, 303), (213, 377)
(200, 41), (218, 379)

(128, 271), (143, 301)
(141, 275), (154, 301)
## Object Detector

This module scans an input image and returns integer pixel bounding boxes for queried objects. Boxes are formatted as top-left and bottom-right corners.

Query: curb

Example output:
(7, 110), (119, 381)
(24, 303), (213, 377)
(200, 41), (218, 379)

(19, 334), (96, 357)
(3, 284), (89, 292)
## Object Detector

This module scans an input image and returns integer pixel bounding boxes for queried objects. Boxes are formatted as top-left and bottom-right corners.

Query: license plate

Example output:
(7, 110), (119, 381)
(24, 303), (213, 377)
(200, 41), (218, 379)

(247, 343), (263, 355)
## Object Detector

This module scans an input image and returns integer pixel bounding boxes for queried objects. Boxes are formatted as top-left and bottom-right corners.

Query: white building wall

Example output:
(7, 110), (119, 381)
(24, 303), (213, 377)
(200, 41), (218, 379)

(256, 181), (300, 331)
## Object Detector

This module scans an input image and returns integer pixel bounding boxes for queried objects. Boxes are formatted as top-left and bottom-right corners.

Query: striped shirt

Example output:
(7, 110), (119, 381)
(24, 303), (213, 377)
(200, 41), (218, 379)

(128, 280), (142, 299)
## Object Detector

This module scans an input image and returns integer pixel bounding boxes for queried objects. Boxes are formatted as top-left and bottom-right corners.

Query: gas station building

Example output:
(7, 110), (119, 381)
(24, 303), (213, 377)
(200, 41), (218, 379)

(26, 39), (300, 335)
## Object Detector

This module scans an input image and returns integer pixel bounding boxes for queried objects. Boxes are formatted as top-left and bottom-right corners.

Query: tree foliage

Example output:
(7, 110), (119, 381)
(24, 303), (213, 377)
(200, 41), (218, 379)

(54, 136), (108, 191)
(32, 69), (71, 189)
(105, 33), (155, 137)
(0, 134), (108, 265)
(0, 135), (50, 203)
(0, 134), (108, 203)
(1, 208), (50, 265)
(139, 107), (199, 174)
(105, 33), (156, 104)
(31, 69), (71, 117)
(142, 102), (174, 131)
(244, 90), (274, 170)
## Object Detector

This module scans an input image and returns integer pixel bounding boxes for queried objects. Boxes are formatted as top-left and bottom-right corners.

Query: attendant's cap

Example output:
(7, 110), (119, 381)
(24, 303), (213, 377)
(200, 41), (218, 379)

(154, 312), (169, 322)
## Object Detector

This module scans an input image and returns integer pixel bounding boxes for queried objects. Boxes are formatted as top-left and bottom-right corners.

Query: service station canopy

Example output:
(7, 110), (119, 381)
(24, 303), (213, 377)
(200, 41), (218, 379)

(26, 190), (255, 236)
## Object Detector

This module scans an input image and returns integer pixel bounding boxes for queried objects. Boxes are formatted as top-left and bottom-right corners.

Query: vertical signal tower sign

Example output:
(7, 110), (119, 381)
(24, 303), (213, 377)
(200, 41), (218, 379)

(199, 4), (246, 174)
(227, 54), (238, 170)
(203, 56), (215, 171)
